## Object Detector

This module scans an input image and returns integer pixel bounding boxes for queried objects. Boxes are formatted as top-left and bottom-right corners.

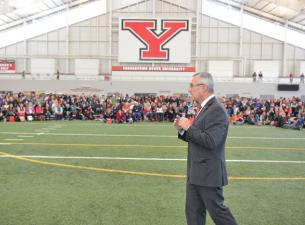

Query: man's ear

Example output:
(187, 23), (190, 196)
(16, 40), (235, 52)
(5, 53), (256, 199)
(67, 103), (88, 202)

(202, 84), (208, 93)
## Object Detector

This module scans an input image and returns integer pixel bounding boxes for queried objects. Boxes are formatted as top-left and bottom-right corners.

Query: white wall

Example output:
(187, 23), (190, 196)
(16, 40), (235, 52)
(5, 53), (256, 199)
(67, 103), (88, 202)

(208, 61), (233, 77)
(0, 79), (304, 98)
(300, 61), (305, 75)
(31, 59), (55, 74)
(75, 59), (99, 76)
(253, 61), (280, 77)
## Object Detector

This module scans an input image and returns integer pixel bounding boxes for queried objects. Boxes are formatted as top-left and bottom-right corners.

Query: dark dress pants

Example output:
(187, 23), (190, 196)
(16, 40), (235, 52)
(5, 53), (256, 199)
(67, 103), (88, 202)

(186, 183), (238, 225)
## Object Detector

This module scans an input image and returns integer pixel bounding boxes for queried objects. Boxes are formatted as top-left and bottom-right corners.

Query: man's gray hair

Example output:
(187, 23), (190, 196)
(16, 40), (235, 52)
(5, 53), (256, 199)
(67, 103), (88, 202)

(193, 72), (214, 93)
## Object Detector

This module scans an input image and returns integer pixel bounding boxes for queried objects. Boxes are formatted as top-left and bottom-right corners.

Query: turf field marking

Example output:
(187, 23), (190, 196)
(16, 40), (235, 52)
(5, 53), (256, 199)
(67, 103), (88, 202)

(226, 146), (305, 151)
(1, 131), (305, 140)
(0, 151), (305, 181)
(10, 122), (275, 128)
(0, 151), (184, 178)
(229, 136), (305, 140)
(1, 141), (305, 151)
(228, 159), (305, 163)
(0, 155), (187, 160)
(1, 155), (305, 164)
(257, 183), (305, 187)
(4, 142), (186, 148)
(4, 139), (23, 141)
(17, 136), (34, 138)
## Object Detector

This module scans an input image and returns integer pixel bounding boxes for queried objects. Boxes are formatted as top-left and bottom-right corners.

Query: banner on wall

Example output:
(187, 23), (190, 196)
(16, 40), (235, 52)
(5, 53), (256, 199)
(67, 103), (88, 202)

(119, 18), (191, 63)
(112, 66), (195, 72)
(0, 60), (16, 73)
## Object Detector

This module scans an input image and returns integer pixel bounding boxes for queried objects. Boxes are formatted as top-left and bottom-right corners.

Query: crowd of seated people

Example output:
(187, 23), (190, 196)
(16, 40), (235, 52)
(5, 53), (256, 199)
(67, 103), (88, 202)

(0, 92), (194, 124)
(223, 96), (305, 130)
(0, 92), (304, 130)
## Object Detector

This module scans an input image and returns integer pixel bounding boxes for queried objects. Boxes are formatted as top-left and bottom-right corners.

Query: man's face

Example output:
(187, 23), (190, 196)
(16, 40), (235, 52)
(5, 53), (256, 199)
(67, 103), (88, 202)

(188, 75), (205, 102)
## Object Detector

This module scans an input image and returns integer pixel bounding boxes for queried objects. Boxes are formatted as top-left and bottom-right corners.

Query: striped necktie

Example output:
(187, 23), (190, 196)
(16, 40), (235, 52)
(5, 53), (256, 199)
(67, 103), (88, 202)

(194, 105), (202, 119)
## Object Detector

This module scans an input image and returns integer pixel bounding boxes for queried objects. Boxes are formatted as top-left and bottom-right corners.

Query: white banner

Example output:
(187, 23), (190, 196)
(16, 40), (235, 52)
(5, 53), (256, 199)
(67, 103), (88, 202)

(112, 66), (195, 72)
(119, 18), (191, 63)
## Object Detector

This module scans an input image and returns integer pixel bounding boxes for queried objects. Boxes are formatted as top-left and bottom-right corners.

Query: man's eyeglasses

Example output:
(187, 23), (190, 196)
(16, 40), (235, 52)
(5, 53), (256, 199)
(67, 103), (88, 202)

(189, 83), (205, 88)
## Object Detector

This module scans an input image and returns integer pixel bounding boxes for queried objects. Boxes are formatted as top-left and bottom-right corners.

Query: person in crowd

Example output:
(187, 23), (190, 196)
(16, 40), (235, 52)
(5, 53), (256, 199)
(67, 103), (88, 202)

(35, 103), (45, 120)
(258, 71), (263, 81)
(232, 111), (245, 125)
(56, 69), (60, 80)
(289, 72), (293, 84)
(132, 102), (142, 122)
(300, 73), (304, 83)
(17, 103), (26, 122)
(116, 109), (126, 123)
(125, 109), (134, 124)
(25, 102), (35, 121)
(7, 103), (16, 122)
(156, 103), (164, 121)
(165, 104), (176, 122)
(252, 71), (257, 82)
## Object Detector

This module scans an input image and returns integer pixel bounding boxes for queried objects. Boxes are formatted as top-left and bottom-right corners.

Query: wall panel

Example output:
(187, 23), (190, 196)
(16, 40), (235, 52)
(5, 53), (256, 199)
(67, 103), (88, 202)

(262, 44), (273, 59)
(286, 45), (295, 59)
(48, 42), (58, 55)
(295, 47), (305, 60)
(218, 28), (229, 43)
(16, 42), (24, 55)
(209, 28), (218, 42)
(37, 42), (47, 55)
(273, 44), (282, 59)
(48, 31), (58, 41)
(218, 44), (228, 57)
(228, 44), (239, 57)
(5, 45), (16, 55)
(286, 61), (295, 76)
(229, 28), (239, 42)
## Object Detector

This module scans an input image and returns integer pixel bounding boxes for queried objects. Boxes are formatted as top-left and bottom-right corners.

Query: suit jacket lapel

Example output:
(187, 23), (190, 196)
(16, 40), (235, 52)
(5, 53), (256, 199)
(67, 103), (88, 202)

(195, 97), (216, 121)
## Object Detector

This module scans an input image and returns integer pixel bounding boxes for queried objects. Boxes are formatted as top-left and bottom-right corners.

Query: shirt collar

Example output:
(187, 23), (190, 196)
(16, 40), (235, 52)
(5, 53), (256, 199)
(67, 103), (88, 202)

(200, 94), (215, 108)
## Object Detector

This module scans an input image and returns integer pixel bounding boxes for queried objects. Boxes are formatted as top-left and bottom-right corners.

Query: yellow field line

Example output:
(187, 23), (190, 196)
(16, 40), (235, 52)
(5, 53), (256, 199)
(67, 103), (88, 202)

(0, 151), (184, 178)
(2, 142), (305, 151)
(1, 151), (305, 181)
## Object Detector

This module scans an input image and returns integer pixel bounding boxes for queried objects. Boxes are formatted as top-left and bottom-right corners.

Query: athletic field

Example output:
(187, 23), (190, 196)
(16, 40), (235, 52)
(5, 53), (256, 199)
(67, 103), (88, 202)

(0, 121), (304, 225)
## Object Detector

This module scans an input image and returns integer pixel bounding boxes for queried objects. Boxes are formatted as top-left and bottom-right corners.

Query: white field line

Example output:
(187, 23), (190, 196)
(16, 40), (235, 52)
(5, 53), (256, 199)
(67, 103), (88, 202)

(10, 122), (272, 128)
(0, 131), (304, 140)
(17, 135), (34, 138)
(0, 155), (305, 163)
(4, 139), (23, 141)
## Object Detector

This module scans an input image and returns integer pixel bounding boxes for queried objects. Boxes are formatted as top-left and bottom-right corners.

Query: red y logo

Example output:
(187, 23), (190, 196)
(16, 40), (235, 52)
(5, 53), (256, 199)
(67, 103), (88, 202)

(122, 19), (189, 61)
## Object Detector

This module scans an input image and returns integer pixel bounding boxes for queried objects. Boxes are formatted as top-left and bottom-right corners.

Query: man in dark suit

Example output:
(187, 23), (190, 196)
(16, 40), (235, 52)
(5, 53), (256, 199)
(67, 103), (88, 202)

(174, 72), (238, 225)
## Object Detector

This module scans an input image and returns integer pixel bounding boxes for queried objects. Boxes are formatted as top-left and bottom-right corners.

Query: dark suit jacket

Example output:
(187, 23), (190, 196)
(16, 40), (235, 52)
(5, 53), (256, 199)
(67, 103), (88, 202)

(178, 97), (229, 187)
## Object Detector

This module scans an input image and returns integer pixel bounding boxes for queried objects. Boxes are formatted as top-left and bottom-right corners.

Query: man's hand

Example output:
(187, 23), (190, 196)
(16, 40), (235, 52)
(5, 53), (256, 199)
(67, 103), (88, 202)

(177, 117), (192, 131)
(174, 116), (182, 131)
